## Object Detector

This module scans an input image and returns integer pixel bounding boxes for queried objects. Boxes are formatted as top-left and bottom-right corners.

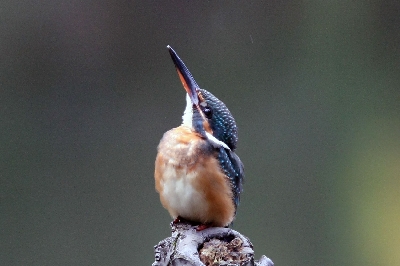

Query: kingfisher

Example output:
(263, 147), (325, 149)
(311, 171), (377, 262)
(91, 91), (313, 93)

(155, 46), (244, 229)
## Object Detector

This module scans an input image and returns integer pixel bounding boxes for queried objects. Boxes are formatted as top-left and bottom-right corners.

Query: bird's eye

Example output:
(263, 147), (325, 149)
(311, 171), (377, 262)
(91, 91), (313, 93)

(203, 106), (213, 119)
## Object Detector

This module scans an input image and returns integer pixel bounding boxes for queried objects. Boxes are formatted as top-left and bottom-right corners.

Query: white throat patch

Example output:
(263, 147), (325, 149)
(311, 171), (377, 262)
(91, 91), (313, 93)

(181, 94), (193, 128)
(181, 93), (230, 151)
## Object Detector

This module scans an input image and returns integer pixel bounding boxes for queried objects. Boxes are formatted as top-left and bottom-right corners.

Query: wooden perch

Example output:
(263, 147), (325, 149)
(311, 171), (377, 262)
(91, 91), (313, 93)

(152, 222), (274, 266)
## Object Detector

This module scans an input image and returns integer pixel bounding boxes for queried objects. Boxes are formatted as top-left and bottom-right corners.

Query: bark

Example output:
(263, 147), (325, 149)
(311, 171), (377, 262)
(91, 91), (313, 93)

(152, 222), (274, 266)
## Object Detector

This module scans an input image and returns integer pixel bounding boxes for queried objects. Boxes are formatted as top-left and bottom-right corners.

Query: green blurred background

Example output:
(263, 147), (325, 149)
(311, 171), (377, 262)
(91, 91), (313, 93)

(1, 1), (399, 265)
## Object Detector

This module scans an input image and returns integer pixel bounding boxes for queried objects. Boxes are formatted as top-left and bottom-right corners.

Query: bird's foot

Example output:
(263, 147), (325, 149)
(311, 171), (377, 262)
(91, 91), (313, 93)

(172, 217), (211, 231)
(196, 224), (210, 231)
(172, 216), (188, 224)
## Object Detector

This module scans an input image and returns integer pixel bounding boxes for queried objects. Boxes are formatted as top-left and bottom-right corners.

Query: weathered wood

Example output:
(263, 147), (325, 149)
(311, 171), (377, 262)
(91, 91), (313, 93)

(152, 222), (274, 266)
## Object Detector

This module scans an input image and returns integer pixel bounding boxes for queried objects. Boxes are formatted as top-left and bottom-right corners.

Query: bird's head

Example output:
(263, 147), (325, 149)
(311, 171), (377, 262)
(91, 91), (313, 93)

(167, 45), (238, 151)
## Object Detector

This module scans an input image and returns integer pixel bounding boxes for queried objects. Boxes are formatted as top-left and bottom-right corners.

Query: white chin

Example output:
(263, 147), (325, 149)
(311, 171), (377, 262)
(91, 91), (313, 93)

(181, 94), (193, 127)
(181, 94), (230, 150)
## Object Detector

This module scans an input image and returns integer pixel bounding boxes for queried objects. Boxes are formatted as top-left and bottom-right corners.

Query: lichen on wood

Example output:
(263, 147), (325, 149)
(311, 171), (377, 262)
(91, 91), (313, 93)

(152, 222), (273, 266)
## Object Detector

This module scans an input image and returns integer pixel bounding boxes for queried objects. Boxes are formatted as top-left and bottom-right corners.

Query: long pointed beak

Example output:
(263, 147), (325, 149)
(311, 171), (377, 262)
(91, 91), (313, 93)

(167, 45), (199, 106)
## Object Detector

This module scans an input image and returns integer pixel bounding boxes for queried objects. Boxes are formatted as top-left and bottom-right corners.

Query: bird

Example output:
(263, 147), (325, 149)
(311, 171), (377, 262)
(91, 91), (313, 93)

(154, 45), (244, 229)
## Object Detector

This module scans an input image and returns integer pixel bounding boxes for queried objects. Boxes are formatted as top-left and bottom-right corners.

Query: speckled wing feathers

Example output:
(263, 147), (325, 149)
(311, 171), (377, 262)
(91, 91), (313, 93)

(217, 147), (244, 208)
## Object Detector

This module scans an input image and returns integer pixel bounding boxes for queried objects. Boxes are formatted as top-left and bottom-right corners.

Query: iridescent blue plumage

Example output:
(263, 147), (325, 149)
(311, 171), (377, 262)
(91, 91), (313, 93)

(198, 88), (244, 208)
(217, 147), (244, 208)
(199, 89), (239, 150)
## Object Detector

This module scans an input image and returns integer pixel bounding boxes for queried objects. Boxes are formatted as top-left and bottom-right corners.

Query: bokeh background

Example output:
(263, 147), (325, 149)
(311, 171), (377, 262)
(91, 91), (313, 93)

(1, 1), (399, 265)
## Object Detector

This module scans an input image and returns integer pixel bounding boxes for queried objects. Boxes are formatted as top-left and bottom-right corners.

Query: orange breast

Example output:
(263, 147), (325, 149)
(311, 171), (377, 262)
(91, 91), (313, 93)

(155, 126), (235, 227)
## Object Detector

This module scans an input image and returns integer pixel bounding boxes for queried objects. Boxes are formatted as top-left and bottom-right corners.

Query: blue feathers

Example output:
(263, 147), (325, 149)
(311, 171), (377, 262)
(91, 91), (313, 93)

(199, 88), (244, 209)
(217, 147), (244, 208)
(199, 89), (238, 151)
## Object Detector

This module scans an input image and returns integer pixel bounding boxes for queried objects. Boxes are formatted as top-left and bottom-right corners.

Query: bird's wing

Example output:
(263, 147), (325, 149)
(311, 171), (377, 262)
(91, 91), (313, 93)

(217, 147), (244, 208)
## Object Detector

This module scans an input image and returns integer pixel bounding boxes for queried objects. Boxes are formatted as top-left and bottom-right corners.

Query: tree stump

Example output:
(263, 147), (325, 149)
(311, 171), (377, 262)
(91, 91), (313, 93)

(152, 222), (274, 266)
